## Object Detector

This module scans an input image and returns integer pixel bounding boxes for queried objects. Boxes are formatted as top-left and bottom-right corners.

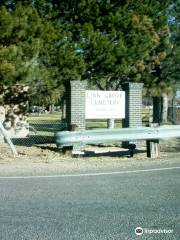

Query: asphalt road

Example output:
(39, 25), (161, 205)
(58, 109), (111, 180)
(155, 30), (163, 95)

(0, 166), (180, 240)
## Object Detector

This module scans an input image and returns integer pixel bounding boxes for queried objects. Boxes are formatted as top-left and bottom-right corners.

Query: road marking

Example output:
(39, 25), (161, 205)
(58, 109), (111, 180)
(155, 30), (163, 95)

(0, 166), (180, 179)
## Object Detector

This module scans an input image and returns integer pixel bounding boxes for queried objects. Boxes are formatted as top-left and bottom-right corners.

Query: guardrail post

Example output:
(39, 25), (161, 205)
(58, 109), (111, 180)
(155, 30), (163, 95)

(146, 123), (160, 158)
(146, 139), (160, 158)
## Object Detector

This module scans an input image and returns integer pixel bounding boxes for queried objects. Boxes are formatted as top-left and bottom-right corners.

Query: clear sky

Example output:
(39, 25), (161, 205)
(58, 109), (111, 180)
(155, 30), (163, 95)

(176, 91), (180, 97)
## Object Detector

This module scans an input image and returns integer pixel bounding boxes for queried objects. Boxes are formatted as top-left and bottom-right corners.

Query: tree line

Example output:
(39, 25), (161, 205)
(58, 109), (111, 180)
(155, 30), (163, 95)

(0, 0), (180, 119)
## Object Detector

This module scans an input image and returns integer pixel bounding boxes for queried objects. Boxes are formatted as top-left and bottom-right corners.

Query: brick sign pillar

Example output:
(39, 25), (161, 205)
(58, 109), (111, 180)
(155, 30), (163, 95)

(122, 82), (143, 128)
(122, 82), (143, 148)
(66, 81), (87, 131)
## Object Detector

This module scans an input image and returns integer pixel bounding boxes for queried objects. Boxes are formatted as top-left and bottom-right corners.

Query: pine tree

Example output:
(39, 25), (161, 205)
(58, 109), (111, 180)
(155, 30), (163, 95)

(161, 0), (180, 90)
(1, 0), (173, 93)
(0, 2), (85, 106)
(52, 0), (172, 93)
(1, 0), (177, 124)
(156, 0), (180, 122)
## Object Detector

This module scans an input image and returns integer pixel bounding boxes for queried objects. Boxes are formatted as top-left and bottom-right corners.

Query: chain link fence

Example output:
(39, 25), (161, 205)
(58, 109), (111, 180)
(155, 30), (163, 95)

(11, 113), (67, 146)
(143, 95), (180, 125)
(9, 93), (180, 147)
(168, 95), (180, 124)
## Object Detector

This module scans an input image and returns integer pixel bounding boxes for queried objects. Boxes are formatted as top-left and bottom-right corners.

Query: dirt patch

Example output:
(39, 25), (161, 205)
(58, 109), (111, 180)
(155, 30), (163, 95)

(0, 140), (179, 176)
(0, 140), (179, 163)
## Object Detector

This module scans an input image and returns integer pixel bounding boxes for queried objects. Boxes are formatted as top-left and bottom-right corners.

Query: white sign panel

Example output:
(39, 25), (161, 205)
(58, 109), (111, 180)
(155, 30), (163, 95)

(85, 90), (125, 119)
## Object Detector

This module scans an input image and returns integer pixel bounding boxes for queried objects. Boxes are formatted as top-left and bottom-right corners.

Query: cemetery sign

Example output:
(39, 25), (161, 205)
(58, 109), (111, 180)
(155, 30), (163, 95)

(85, 90), (125, 119)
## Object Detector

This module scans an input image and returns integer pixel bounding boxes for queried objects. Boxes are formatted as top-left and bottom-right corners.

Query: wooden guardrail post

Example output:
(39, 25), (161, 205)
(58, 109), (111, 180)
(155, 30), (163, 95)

(146, 139), (160, 158)
(146, 123), (160, 158)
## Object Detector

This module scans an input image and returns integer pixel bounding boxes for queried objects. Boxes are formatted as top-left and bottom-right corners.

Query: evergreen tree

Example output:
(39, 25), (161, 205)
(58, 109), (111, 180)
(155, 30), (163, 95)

(1, 0), (177, 107)
(52, 0), (172, 92)
(0, 2), (85, 106)
(161, 0), (180, 91)
(157, 0), (180, 122)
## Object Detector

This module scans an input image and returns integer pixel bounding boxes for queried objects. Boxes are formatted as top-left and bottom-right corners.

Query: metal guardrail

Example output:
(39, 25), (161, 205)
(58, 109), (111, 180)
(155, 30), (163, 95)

(55, 125), (180, 149)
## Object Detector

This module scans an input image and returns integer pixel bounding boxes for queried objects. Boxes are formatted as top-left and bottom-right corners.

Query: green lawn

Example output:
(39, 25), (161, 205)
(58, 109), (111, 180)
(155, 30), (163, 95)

(29, 113), (61, 121)
(86, 120), (122, 129)
(29, 114), (64, 137)
(28, 109), (150, 138)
